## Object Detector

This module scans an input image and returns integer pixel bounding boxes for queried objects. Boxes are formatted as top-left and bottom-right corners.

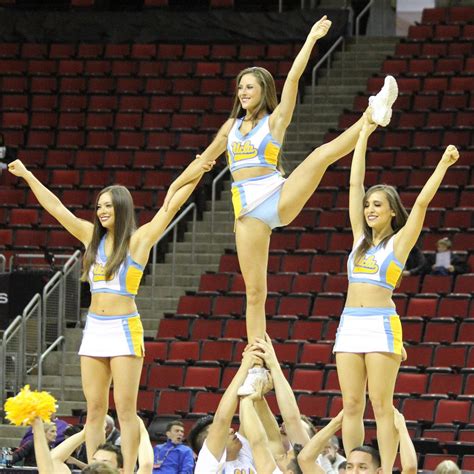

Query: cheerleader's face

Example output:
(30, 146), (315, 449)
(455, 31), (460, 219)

(364, 191), (395, 231)
(238, 73), (262, 113)
(97, 192), (115, 229)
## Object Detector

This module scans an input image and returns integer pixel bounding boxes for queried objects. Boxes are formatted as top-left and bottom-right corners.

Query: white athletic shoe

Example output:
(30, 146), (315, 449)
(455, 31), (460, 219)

(237, 367), (269, 396)
(368, 75), (398, 127)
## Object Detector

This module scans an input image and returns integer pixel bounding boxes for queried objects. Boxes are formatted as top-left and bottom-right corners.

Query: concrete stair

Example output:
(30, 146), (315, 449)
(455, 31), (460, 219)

(0, 36), (398, 448)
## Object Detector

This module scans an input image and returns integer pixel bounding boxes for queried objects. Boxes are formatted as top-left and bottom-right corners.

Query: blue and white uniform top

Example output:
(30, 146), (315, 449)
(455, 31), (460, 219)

(226, 115), (281, 173)
(88, 235), (144, 298)
(347, 235), (404, 291)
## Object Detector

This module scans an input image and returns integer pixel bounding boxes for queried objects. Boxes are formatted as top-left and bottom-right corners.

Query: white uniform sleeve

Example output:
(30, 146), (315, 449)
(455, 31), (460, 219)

(195, 440), (226, 474)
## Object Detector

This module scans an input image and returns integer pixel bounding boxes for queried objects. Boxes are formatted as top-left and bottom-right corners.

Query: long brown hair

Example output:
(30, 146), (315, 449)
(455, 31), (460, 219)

(354, 184), (409, 263)
(229, 66), (284, 173)
(82, 185), (136, 281)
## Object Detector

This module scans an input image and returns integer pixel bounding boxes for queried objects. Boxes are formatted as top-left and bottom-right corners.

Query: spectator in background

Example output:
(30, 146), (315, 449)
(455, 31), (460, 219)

(402, 244), (426, 277)
(12, 422), (57, 466)
(434, 460), (461, 474)
(105, 415), (121, 447)
(338, 461), (346, 473)
(152, 420), (194, 473)
(427, 237), (469, 276)
(317, 436), (346, 474)
(20, 416), (70, 447)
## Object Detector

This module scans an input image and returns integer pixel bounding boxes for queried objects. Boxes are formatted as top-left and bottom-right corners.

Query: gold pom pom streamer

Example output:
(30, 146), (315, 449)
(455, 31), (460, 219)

(4, 385), (57, 426)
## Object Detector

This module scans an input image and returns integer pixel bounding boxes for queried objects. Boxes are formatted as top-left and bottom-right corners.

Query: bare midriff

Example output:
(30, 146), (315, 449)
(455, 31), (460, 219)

(232, 167), (275, 182)
(89, 293), (138, 316)
(345, 283), (396, 309)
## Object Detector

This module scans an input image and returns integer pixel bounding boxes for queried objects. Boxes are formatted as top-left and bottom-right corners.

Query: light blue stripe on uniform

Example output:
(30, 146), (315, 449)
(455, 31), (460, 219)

(88, 312), (139, 320)
(122, 318), (135, 354)
(342, 307), (397, 316)
(383, 315), (394, 352)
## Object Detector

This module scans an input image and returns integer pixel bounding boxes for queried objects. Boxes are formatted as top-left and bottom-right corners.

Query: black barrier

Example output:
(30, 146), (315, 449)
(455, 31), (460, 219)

(0, 271), (53, 328)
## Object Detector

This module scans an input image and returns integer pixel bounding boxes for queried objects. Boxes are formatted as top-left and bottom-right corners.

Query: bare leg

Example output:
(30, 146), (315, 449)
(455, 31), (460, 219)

(235, 216), (271, 344)
(81, 356), (111, 462)
(366, 352), (401, 473)
(110, 355), (144, 474)
(279, 114), (368, 225)
(336, 352), (367, 455)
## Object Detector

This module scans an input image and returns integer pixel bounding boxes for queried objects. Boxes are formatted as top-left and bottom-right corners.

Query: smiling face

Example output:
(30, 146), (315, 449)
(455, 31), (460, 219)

(238, 73), (263, 114)
(363, 190), (395, 232)
(97, 191), (115, 229)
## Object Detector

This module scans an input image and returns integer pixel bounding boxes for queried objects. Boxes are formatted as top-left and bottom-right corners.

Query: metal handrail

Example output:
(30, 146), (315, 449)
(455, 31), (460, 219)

(62, 250), (82, 327)
(151, 203), (197, 311)
(42, 271), (63, 351)
(38, 336), (65, 398)
(0, 315), (22, 411)
(311, 35), (346, 116)
(211, 166), (230, 239)
(355, 0), (374, 42)
(0, 254), (5, 273)
(20, 293), (42, 387)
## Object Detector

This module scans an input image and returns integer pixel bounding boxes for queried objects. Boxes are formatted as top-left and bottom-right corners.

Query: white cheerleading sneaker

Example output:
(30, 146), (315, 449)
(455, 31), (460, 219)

(368, 75), (399, 127)
(237, 367), (269, 396)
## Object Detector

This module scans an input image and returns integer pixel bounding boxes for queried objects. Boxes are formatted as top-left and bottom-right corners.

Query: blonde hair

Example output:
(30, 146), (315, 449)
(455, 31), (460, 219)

(437, 237), (452, 249)
(434, 460), (461, 474)
(82, 186), (136, 281)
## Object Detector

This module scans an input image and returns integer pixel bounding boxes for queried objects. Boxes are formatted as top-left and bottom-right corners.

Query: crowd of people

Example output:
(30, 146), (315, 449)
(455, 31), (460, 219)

(3, 12), (465, 474)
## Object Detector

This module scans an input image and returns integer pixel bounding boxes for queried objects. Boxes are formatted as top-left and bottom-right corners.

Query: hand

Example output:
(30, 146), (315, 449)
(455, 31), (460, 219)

(402, 270), (411, 277)
(401, 346), (407, 362)
(440, 145), (459, 168)
(309, 15), (332, 41)
(162, 185), (177, 212)
(197, 154), (216, 172)
(242, 379), (266, 401)
(242, 344), (264, 368)
(362, 110), (378, 135)
(252, 334), (279, 370)
(7, 159), (28, 178)
(393, 407), (406, 432)
(448, 265), (454, 273)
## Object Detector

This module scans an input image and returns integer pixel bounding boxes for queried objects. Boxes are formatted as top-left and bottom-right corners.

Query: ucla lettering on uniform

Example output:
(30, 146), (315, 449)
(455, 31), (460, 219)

(232, 140), (258, 161)
(353, 254), (379, 274)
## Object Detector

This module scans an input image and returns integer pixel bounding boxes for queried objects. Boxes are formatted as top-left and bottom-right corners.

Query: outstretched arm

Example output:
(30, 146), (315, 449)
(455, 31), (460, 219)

(50, 427), (86, 463)
(137, 417), (154, 474)
(297, 412), (343, 474)
(254, 335), (309, 446)
(131, 176), (201, 263)
(205, 348), (260, 461)
(393, 409), (417, 474)
(8, 160), (93, 245)
(349, 114), (377, 242)
(163, 119), (233, 210)
(271, 16), (331, 137)
(240, 397), (278, 474)
(395, 145), (459, 262)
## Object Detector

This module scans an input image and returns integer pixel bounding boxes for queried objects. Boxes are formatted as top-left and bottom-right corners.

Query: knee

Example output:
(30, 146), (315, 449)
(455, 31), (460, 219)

(245, 283), (266, 307)
(115, 397), (138, 421)
(342, 394), (365, 417)
(369, 394), (392, 418)
(85, 401), (107, 424)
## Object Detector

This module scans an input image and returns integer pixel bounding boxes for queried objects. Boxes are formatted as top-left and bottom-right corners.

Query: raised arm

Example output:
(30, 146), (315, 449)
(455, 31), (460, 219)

(393, 409), (417, 474)
(394, 145), (459, 262)
(254, 335), (309, 446)
(131, 175), (201, 263)
(240, 397), (278, 474)
(297, 411), (343, 474)
(163, 119), (233, 211)
(50, 427), (86, 463)
(205, 348), (259, 461)
(8, 160), (93, 246)
(349, 114), (377, 242)
(270, 16), (331, 138)
(31, 418), (55, 474)
(136, 417), (154, 474)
